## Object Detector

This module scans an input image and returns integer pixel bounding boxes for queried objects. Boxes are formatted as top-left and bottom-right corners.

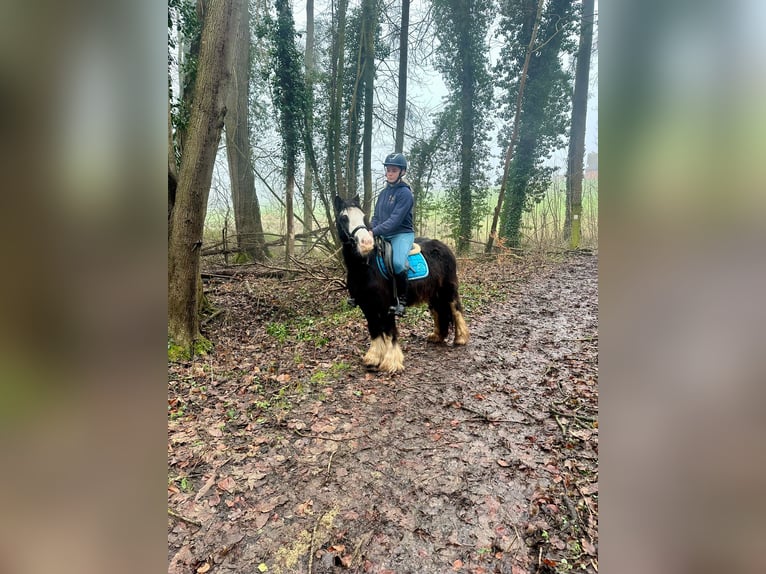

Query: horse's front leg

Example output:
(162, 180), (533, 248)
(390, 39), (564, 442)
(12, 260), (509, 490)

(361, 309), (387, 369)
(362, 312), (403, 373)
(376, 315), (403, 373)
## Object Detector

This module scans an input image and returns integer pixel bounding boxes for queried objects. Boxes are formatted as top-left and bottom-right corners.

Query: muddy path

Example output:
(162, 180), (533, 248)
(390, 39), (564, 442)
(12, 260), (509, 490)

(169, 252), (598, 574)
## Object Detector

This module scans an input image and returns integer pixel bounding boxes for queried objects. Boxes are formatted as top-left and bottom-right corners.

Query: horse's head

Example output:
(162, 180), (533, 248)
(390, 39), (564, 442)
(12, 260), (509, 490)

(334, 195), (374, 257)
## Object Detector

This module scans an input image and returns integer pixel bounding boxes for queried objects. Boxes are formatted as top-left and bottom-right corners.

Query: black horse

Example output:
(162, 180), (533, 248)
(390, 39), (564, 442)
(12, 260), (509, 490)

(334, 195), (469, 372)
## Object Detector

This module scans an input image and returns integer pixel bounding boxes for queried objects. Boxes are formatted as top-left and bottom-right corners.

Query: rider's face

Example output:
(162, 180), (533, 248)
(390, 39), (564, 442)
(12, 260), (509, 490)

(385, 166), (402, 183)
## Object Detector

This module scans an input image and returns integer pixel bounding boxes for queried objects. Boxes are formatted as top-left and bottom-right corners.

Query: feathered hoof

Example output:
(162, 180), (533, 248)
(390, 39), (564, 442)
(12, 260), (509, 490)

(453, 334), (469, 346)
(426, 333), (446, 344)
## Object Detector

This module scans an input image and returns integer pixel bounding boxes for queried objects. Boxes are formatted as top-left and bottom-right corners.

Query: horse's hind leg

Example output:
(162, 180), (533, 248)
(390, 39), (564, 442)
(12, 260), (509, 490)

(427, 298), (452, 344)
(451, 296), (469, 345)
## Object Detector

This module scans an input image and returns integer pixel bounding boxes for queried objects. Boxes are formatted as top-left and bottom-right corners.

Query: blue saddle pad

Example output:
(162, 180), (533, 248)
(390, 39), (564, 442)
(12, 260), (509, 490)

(376, 252), (429, 280)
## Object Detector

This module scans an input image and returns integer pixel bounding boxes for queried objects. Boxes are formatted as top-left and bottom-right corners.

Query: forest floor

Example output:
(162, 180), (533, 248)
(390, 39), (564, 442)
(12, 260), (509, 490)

(168, 249), (598, 574)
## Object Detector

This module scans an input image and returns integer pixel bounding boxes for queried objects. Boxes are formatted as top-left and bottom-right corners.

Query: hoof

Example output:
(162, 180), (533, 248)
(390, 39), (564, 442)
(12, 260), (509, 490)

(427, 333), (445, 344)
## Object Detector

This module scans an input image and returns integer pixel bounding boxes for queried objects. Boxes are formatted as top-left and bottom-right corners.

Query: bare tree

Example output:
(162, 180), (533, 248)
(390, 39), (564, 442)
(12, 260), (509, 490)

(168, 0), (237, 355)
(565, 0), (595, 249)
(394, 0), (410, 153)
(225, 0), (270, 261)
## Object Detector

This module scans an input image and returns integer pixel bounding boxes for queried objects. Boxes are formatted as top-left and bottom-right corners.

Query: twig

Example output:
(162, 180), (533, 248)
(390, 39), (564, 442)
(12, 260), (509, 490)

(562, 493), (581, 530)
(551, 407), (598, 423)
(450, 403), (512, 424)
(554, 414), (568, 436)
(167, 507), (202, 527)
(307, 513), (322, 574)
(201, 308), (225, 326)
(293, 429), (359, 442)
(325, 450), (336, 481)
(576, 483), (596, 517)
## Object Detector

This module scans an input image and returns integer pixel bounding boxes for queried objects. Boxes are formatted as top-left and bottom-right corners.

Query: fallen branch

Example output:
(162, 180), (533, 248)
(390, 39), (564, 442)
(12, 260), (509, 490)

(293, 429), (359, 442)
(167, 507), (202, 527)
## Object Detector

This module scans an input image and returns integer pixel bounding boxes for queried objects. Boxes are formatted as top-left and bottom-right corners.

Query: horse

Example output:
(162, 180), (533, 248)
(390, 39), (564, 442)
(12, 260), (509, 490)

(333, 194), (469, 373)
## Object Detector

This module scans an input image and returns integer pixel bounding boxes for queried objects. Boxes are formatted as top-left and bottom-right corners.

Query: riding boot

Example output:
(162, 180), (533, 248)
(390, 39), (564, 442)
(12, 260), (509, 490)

(393, 271), (409, 316)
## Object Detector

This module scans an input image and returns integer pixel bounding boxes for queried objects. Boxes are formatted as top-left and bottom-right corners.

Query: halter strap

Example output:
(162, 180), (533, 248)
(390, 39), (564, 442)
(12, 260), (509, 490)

(349, 225), (369, 238)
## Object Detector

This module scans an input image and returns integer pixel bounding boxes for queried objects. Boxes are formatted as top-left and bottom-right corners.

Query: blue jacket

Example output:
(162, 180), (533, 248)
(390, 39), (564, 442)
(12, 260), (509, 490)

(371, 181), (414, 237)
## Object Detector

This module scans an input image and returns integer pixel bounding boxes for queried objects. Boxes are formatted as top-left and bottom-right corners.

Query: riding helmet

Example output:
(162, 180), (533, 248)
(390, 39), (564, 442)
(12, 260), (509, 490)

(382, 152), (407, 170)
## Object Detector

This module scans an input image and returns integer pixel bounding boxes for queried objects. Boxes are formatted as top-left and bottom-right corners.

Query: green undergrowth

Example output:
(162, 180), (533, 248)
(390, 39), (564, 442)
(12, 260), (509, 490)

(167, 336), (213, 362)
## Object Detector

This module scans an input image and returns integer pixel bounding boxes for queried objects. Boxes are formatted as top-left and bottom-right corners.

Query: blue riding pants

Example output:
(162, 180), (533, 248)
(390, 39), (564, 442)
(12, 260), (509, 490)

(385, 232), (415, 274)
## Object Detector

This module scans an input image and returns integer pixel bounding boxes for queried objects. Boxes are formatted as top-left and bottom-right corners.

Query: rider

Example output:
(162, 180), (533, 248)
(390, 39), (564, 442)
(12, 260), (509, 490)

(371, 152), (414, 316)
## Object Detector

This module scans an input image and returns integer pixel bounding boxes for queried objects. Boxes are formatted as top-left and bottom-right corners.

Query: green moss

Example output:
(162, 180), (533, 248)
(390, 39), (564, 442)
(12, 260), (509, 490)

(167, 336), (213, 362)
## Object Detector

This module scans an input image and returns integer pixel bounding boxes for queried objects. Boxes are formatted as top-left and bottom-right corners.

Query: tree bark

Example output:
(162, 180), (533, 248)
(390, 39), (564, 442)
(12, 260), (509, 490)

(328, 0), (349, 199)
(565, 0), (595, 249)
(302, 0), (315, 251)
(394, 0), (410, 153)
(361, 0), (376, 213)
(168, 0), (237, 353)
(225, 0), (269, 261)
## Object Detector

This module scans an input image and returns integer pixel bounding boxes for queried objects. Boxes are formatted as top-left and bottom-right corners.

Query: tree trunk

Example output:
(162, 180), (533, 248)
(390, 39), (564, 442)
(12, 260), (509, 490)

(285, 159), (295, 265)
(565, 0), (594, 249)
(225, 0), (269, 261)
(394, 0), (410, 153)
(328, 0), (349, 199)
(302, 0), (315, 251)
(169, 102), (178, 229)
(486, 0), (544, 253)
(168, 0), (237, 354)
(458, 58), (475, 255)
(362, 0), (376, 213)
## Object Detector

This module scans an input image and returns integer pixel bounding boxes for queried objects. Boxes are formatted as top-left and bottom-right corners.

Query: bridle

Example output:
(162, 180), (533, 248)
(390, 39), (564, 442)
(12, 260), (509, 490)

(340, 221), (371, 246)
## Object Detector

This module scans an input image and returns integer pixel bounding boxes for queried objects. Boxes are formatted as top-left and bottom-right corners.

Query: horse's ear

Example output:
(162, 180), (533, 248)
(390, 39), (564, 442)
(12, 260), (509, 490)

(352, 194), (360, 206)
(333, 195), (344, 215)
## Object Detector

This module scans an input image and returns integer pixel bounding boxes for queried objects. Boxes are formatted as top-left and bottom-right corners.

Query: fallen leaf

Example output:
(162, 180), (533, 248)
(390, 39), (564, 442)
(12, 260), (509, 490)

(217, 476), (236, 492)
(254, 512), (269, 529)
(581, 538), (597, 555)
(296, 499), (313, 515)
(257, 563), (268, 572)
(196, 562), (211, 573)
(195, 473), (217, 501)
(453, 559), (463, 570)
(497, 459), (511, 467)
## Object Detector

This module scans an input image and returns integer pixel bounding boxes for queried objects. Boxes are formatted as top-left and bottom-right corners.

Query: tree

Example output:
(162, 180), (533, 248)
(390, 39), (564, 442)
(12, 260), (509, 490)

(269, 0), (306, 265)
(432, 0), (493, 254)
(169, 0), (238, 355)
(394, 0), (410, 153)
(496, 0), (578, 248)
(225, 0), (270, 261)
(565, 0), (595, 248)
(486, 0), (544, 253)
(360, 0), (378, 212)
(328, 0), (350, 199)
(301, 0), (316, 251)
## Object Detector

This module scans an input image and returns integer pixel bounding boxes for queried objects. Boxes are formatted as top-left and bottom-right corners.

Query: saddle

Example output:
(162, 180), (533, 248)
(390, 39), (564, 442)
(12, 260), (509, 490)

(374, 236), (429, 280)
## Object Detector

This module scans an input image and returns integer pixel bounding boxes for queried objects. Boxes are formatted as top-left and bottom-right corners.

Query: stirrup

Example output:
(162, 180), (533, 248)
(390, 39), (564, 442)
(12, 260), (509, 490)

(391, 300), (406, 317)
